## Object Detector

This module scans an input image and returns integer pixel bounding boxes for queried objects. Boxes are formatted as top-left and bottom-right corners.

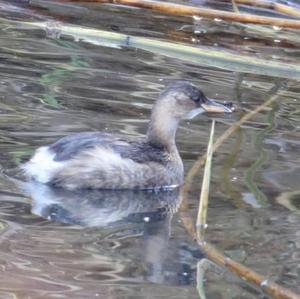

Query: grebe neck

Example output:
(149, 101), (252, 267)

(146, 106), (179, 151)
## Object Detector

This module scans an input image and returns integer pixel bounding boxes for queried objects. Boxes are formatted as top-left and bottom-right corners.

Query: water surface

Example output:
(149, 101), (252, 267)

(0, 1), (299, 298)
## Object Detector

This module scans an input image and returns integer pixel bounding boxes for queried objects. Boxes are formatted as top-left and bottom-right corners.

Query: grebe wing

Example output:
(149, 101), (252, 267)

(49, 132), (166, 164)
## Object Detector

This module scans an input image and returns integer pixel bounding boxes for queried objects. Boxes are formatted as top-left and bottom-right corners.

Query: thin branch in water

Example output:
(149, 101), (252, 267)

(197, 241), (300, 299)
(61, 0), (300, 29)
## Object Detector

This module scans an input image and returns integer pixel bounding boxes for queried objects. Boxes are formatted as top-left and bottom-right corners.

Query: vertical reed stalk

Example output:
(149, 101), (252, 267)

(196, 120), (215, 240)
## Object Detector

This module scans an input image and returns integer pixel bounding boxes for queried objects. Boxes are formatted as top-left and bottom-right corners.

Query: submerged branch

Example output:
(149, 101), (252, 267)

(62, 0), (300, 29)
(181, 203), (300, 299)
(197, 241), (300, 299)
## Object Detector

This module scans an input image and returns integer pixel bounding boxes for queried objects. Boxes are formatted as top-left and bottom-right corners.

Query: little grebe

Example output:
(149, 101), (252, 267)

(22, 81), (234, 190)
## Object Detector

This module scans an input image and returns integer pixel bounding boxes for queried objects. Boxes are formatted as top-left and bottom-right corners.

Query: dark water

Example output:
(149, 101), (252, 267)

(0, 1), (300, 298)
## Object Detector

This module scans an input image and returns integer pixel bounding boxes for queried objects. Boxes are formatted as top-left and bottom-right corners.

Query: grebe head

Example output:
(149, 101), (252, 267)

(158, 81), (234, 120)
(147, 81), (234, 149)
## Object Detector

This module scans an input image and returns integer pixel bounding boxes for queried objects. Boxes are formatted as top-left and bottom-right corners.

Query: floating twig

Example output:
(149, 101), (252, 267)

(61, 0), (300, 29)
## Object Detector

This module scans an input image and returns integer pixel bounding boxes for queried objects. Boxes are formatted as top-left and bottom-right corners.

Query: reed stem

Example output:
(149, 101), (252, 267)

(196, 120), (215, 240)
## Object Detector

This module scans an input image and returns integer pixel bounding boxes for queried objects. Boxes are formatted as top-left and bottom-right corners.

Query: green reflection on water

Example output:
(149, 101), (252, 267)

(39, 40), (90, 108)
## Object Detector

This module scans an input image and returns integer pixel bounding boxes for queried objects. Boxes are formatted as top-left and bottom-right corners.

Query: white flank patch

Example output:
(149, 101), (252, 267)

(22, 145), (177, 190)
(22, 146), (66, 183)
(71, 146), (136, 172)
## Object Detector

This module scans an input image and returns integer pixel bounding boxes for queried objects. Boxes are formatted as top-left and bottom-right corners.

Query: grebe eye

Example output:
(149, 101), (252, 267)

(192, 94), (201, 102)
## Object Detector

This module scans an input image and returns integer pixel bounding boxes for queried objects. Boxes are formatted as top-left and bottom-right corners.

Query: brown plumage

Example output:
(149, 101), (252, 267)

(22, 81), (234, 190)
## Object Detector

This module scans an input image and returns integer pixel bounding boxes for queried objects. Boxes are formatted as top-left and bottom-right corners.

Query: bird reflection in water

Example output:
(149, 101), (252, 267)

(24, 182), (198, 285)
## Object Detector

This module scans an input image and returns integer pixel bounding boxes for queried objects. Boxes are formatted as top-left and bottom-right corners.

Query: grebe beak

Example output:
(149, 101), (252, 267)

(201, 99), (235, 113)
